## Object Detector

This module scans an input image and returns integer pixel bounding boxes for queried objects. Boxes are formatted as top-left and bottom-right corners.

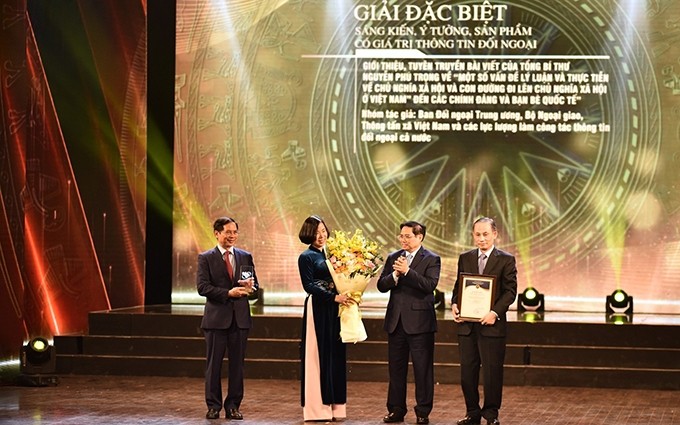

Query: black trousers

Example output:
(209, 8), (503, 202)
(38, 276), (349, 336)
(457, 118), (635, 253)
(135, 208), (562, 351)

(458, 323), (506, 420)
(386, 320), (435, 418)
(204, 322), (249, 411)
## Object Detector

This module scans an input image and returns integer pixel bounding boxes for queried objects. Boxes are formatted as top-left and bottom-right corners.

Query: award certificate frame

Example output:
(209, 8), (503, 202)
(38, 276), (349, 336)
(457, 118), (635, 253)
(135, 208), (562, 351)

(458, 273), (497, 321)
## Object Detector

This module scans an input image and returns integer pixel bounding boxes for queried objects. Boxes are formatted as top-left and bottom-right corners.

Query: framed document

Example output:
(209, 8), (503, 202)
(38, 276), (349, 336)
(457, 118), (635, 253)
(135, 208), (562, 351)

(458, 273), (497, 321)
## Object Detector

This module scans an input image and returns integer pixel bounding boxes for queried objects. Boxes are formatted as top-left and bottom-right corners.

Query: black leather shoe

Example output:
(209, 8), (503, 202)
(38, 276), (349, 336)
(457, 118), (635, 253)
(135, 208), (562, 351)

(226, 408), (243, 420)
(205, 408), (219, 419)
(487, 419), (500, 425)
(383, 412), (405, 423)
(457, 416), (481, 425)
(417, 416), (429, 424)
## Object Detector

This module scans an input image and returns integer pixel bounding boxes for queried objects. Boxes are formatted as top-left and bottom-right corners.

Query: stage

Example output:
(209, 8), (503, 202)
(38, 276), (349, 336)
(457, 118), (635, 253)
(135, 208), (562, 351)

(5, 303), (679, 423)
(51, 304), (680, 391)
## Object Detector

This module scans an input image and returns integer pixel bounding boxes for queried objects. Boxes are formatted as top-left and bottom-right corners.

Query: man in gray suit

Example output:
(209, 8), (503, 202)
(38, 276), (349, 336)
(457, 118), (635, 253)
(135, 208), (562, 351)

(377, 221), (441, 425)
(197, 217), (259, 420)
(451, 217), (517, 425)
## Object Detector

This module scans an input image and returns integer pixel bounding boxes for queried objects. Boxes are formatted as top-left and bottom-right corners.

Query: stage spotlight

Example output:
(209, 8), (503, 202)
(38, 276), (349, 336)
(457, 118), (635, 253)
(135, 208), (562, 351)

(606, 289), (633, 324)
(606, 289), (633, 315)
(19, 337), (59, 386)
(518, 287), (544, 312)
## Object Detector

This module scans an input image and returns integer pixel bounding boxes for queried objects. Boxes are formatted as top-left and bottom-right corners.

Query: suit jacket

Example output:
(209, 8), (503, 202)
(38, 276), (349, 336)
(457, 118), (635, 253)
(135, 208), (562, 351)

(377, 247), (441, 334)
(197, 246), (259, 330)
(451, 247), (517, 337)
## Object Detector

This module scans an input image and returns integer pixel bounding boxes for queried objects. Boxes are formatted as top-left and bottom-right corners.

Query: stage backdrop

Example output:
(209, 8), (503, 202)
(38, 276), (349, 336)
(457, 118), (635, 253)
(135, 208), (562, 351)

(173, 0), (680, 314)
(0, 0), (147, 357)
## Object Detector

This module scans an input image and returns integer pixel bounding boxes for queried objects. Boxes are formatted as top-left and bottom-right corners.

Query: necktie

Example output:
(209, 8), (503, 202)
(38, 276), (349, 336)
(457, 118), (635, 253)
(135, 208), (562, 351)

(478, 253), (487, 274)
(225, 251), (234, 280)
(407, 253), (413, 265)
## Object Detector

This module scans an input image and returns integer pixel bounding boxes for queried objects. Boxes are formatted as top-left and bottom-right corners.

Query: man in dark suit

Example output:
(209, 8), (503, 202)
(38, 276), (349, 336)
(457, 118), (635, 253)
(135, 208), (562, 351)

(451, 217), (517, 425)
(377, 221), (441, 425)
(197, 217), (259, 420)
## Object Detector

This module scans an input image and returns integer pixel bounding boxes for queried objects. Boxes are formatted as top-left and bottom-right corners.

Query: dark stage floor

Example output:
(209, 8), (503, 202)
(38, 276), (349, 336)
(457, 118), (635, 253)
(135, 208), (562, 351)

(1, 375), (679, 424)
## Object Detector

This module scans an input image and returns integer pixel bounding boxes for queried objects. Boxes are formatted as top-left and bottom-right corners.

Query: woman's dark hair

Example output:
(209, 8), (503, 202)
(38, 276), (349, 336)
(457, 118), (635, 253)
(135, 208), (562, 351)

(298, 215), (329, 244)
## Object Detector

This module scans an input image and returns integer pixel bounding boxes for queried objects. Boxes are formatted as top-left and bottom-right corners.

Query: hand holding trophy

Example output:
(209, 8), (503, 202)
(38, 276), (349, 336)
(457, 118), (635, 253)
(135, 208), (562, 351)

(238, 265), (255, 294)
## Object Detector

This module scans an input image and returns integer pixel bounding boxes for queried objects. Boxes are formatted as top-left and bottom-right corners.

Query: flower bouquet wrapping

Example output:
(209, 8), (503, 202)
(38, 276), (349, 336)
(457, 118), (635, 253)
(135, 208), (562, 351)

(325, 229), (383, 343)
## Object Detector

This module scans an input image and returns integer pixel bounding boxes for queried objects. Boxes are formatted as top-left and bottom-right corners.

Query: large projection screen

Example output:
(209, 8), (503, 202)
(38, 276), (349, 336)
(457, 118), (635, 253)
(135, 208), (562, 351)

(173, 0), (680, 314)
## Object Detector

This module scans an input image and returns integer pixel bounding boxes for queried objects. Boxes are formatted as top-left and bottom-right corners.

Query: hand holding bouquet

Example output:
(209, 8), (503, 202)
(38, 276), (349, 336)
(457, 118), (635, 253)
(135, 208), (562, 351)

(325, 229), (382, 343)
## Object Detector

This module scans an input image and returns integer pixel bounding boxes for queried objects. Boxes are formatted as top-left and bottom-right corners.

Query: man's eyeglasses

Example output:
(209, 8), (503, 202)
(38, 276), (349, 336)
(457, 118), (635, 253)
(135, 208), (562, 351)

(398, 234), (415, 240)
(221, 230), (239, 236)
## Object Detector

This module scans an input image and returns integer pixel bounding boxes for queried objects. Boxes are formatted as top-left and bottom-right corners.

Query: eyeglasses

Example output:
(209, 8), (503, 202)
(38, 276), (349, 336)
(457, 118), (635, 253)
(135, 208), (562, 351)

(221, 230), (239, 236)
(397, 234), (415, 240)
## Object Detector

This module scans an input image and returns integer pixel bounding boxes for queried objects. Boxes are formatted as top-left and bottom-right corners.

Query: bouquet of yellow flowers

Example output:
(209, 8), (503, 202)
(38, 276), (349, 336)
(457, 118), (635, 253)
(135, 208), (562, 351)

(325, 229), (383, 343)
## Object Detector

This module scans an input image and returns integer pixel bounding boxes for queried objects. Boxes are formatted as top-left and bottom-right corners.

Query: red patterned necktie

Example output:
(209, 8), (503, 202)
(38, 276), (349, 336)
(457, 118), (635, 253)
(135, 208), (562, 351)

(225, 251), (234, 280)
